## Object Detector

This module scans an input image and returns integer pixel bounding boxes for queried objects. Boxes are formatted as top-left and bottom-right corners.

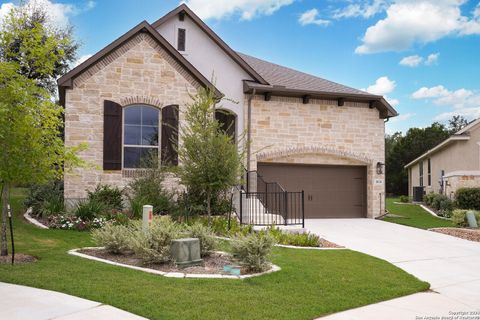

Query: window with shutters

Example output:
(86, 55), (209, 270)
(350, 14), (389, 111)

(177, 28), (186, 51)
(161, 105), (179, 165)
(123, 105), (159, 168)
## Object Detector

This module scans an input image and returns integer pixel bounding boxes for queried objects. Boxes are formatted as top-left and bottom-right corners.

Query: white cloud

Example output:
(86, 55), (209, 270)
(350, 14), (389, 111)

(299, 8), (330, 26)
(362, 76), (396, 95)
(355, 0), (480, 54)
(399, 52), (440, 67)
(333, 0), (388, 19)
(434, 108), (480, 121)
(73, 54), (93, 68)
(182, 0), (294, 20)
(425, 52), (440, 65)
(390, 112), (415, 122)
(412, 84), (480, 121)
(0, 0), (96, 28)
(399, 55), (423, 67)
(361, 76), (399, 106)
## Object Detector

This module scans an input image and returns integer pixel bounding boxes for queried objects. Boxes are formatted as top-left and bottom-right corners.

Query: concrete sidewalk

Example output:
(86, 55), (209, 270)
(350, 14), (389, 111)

(0, 282), (147, 320)
(307, 219), (480, 319)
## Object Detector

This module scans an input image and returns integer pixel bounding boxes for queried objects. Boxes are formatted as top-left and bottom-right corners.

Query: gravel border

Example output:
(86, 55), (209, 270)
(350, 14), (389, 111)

(68, 247), (281, 279)
(429, 227), (480, 242)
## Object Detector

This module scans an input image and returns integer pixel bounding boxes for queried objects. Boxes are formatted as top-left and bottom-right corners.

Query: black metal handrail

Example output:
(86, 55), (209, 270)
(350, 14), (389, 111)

(239, 191), (304, 227)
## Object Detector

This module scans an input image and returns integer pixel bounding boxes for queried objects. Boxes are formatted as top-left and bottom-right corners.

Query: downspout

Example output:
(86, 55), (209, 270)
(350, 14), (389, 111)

(246, 88), (256, 192)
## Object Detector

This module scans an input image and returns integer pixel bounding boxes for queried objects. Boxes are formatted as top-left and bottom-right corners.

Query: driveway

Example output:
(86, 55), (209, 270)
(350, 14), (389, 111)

(0, 282), (146, 320)
(306, 219), (480, 319)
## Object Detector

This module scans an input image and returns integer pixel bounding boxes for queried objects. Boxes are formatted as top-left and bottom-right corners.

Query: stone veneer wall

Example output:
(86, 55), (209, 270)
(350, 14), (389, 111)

(444, 174), (480, 198)
(64, 33), (199, 200)
(246, 95), (386, 218)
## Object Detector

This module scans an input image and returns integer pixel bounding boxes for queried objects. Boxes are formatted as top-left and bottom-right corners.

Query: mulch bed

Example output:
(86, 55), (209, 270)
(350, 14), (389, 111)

(429, 227), (480, 242)
(0, 253), (37, 264)
(78, 249), (251, 275)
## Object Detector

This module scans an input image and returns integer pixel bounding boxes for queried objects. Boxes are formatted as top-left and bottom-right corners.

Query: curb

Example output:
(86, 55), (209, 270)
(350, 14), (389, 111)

(68, 247), (281, 279)
(23, 208), (49, 229)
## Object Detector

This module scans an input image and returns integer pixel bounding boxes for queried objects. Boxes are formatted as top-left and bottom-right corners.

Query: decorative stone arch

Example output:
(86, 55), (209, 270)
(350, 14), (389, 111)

(120, 96), (164, 109)
(256, 145), (374, 165)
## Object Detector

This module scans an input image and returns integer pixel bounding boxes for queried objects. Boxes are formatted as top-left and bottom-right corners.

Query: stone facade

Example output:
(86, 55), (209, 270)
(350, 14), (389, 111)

(64, 32), (199, 200)
(246, 95), (386, 218)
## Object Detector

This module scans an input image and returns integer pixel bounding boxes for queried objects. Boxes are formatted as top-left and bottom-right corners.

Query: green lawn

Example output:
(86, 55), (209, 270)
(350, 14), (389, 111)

(0, 191), (429, 320)
(383, 198), (454, 230)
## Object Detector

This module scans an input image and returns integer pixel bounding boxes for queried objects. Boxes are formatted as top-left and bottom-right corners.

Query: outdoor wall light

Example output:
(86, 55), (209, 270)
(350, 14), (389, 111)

(376, 162), (385, 175)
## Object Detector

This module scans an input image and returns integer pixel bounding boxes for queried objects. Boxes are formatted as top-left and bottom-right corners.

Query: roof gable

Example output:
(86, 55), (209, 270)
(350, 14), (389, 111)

(57, 21), (222, 104)
(151, 4), (268, 85)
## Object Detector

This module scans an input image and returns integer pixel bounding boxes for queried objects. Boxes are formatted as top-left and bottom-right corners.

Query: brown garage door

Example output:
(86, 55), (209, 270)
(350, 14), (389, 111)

(257, 163), (367, 218)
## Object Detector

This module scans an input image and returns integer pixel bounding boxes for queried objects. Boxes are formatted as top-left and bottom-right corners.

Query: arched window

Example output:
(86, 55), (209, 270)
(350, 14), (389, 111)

(215, 109), (236, 141)
(161, 105), (179, 166)
(123, 105), (159, 168)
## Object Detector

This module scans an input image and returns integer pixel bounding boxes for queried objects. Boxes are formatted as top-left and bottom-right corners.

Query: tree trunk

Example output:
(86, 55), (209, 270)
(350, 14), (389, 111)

(207, 191), (211, 226)
(1, 183), (9, 256)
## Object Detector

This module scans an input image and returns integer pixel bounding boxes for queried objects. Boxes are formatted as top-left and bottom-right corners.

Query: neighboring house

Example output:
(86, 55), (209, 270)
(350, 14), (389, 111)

(405, 118), (480, 199)
(58, 4), (397, 219)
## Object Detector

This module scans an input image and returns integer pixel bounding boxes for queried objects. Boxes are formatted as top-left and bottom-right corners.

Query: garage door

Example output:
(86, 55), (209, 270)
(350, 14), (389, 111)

(257, 163), (367, 218)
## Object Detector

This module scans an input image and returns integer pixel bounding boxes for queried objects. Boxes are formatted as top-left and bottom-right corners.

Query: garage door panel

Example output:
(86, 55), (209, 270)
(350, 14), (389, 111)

(257, 163), (366, 218)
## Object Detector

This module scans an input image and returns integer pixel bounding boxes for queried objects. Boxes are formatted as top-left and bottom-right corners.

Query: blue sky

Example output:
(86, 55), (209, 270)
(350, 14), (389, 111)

(2, 0), (479, 134)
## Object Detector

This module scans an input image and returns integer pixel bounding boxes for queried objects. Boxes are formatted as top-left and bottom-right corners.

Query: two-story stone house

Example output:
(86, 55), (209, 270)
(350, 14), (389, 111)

(58, 4), (397, 219)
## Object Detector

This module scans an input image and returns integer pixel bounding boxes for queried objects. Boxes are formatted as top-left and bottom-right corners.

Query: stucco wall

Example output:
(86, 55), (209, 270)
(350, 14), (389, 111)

(246, 95), (386, 218)
(408, 123), (480, 197)
(64, 33), (199, 200)
(156, 15), (254, 140)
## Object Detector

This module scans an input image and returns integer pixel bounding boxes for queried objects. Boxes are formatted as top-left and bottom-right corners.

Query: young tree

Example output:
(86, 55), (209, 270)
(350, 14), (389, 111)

(0, 62), (84, 256)
(0, 1), (78, 94)
(448, 115), (468, 134)
(178, 88), (243, 224)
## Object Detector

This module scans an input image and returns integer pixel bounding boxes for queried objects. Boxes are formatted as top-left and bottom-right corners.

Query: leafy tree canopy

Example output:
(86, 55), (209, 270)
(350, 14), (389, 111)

(0, 1), (78, 94)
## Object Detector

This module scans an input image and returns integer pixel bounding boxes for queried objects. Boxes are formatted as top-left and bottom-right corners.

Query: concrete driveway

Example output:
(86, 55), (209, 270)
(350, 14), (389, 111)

(306, 219), (480, 319)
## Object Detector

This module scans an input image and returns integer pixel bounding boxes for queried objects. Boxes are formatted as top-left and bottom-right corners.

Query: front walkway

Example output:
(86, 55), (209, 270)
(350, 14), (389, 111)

(306, 219), (480, 319)
(0, 282), (147, 320)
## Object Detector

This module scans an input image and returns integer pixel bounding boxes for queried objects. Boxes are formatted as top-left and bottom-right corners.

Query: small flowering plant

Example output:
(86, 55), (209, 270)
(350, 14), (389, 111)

(48, 215), (108, 231)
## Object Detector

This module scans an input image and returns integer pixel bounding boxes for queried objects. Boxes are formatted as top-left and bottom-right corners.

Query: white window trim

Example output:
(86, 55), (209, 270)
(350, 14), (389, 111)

(122, 105), (161, 169)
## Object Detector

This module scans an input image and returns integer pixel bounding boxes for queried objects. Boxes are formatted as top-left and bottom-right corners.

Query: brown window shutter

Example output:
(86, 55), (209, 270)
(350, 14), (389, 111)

(161, 105), (179, 166)
(103, 100), (122, 170)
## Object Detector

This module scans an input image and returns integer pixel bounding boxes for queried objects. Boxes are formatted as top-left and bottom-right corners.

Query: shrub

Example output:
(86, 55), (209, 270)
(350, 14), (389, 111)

(73, 199), (105, 221)
(186, 222), (217, 257)
(423, 193), (436, 206)
(25, 181), (64, 217)
(87, 184), (124, 211)
(49, 215), (107, 230)
(129, 217), (182, 264)
(231, 232), (276, 272)
(426, 193), (454, 217)
(455, 188), (480, 210)
(128, 169), (175, 216)
(399, 195), (410, 203)
(92, 223), (132, 254)
(265, 226), (320, 247)
(451, 209), (480, 227)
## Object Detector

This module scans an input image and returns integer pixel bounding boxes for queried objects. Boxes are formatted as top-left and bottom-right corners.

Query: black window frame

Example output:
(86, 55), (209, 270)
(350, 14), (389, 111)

(427, 158), (431, 186)
(177, 28), (186, 52)
(419, 160), (424, 187)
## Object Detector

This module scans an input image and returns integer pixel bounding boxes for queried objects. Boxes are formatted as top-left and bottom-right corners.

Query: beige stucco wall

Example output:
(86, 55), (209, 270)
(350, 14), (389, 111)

(246, 95), (386, 218)
(408, 123), (480, 197)
(64, 32), (199, 200)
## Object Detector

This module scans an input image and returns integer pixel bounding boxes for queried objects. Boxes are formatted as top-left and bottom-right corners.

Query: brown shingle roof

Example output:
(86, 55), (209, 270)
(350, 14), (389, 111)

(238, 52), (370, 96)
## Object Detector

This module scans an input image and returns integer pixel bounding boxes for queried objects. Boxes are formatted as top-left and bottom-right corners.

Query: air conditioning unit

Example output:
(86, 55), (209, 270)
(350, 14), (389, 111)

(412, 186), (425, 202)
